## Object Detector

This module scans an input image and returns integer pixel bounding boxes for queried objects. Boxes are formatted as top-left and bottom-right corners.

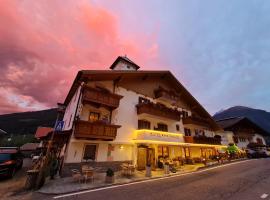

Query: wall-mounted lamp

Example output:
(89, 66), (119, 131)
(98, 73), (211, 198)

(119, 145), (124, 150)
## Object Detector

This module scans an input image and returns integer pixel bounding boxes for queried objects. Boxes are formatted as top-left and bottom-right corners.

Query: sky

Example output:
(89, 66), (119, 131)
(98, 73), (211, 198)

(0, 0), (270, 115)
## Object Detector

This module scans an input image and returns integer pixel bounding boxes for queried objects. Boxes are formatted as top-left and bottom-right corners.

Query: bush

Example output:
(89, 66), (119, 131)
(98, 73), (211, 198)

(106, 168), (114, 177)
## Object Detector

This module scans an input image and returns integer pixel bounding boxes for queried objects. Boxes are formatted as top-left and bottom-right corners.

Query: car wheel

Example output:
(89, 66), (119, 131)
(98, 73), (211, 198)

(18, 162), (23, 169)
(8, 168), (16, 178)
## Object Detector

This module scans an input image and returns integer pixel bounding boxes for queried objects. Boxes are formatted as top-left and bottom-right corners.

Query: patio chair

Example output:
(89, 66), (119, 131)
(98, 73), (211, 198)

(83, 169), (94, 183)
(71, 169), (84, 183)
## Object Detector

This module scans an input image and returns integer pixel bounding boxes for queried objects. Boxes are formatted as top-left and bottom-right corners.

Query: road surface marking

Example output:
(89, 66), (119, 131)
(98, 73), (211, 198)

(54, 159), (254, 199)
(261, 193), (268, 199)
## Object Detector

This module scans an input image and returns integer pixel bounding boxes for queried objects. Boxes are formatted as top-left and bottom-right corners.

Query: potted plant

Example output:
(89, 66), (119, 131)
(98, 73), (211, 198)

(105, 168), (115, 183)
(164, 161), (170, 174)
(145, 163), (152, 177)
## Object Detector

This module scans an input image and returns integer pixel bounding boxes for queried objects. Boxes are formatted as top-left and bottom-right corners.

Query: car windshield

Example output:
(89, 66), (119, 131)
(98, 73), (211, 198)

(0, 154), (12, 162)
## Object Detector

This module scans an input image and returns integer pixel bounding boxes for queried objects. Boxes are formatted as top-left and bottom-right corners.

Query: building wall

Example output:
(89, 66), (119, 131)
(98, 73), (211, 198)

(80, 104), (111, 122)
(183, 124), (215, 137)
(63, 80), (229, 164)
(65, 138), (134, 163)
(216, 131), (234, 145)
(252, 133), (266, 145)
(63, 85), (82, 130)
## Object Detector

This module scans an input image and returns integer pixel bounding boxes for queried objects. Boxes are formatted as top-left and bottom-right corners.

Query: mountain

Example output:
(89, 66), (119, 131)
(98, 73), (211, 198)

(213, 106), (270, 135)
(0, 108), (58, 135)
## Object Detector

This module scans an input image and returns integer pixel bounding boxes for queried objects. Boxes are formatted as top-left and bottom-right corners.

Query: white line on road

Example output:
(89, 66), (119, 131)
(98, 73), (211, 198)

(54, 159), (254, 199)
(260, 193), (268, 199)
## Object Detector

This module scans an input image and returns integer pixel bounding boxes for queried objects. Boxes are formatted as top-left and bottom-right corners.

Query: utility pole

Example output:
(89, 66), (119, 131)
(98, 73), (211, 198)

(35, 103), (66, 189)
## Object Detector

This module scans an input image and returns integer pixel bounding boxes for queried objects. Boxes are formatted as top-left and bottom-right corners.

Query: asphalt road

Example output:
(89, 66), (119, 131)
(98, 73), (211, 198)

(34, 159), (270, 200)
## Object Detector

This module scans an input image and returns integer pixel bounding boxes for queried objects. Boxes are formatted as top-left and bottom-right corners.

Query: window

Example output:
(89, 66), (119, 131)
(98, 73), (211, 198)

(158, 146), (169, 158)
(184, 128), (191, 136)
(83, 144), (97, 161)
(138, 120), (151, 129)
(176, 124), (180, 131)
(139, 97), (150, 104)
(182, 111), (189, 119)
(155, 123), (168, 132)
(89, 112), (100, 122)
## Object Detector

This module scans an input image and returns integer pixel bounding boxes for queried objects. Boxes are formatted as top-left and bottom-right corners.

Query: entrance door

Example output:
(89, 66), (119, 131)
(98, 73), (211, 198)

(137, 147), (147, 170)
(147, 148), (155, 169)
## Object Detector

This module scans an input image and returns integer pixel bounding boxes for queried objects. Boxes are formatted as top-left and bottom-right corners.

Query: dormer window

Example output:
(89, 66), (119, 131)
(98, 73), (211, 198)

(110, 56), (140, 71)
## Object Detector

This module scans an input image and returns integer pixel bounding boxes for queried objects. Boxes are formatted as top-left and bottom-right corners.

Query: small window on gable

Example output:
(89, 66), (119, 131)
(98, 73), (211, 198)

(176, 124), (180, 131)
(138, 120), (151, 130)
(139, 97), (150, 104)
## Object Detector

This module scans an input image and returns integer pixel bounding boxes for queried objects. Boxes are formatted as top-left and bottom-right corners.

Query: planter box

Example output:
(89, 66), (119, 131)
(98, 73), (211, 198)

(105, 176), (115, 183)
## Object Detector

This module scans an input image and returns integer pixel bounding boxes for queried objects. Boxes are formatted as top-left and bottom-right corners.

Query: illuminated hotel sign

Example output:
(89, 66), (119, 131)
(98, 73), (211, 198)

(134, 130), (184, 143)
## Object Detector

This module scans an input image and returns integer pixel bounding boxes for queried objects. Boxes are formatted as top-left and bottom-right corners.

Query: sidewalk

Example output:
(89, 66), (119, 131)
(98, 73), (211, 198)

(38, 164), (204, 195)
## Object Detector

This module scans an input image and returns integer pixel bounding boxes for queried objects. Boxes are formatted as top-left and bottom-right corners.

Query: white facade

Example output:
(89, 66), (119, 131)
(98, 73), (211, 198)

(63, 82), (228, 164)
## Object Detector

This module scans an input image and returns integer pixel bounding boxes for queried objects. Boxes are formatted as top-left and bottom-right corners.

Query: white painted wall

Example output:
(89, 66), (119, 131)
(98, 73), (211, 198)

(216, 131), (234, 145)
(65, 138), (134, 163)
(113, 60), (137, 71)
(252, 133), (266, 145)
(63, 85), (82, 130)
(63, 83), (232, 164)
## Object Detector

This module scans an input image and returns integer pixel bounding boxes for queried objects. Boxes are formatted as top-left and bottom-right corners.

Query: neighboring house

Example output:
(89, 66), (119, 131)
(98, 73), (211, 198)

(215, 117), (267, 149)
(60, 56), (229, 173)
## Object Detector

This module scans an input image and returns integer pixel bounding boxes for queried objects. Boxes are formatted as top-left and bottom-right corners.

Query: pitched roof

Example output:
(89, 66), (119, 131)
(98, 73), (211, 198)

(215, 117), (245, 129)
(110, 56), (140, 70)
(35, 126), (53, 139)
(63, 70), (222, 131)
(216, 117), (268, 135)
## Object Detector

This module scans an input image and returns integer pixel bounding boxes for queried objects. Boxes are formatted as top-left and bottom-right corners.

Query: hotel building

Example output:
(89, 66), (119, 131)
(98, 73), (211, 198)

(60, 56), (232, 172)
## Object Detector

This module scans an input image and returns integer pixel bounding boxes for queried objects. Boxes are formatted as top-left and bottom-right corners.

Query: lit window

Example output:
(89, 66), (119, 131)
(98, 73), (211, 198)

(138, 120), (151, 129)
(89, 112), (100, 122)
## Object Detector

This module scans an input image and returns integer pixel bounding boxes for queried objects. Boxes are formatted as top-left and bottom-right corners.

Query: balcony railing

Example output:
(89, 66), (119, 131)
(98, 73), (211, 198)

(154, 86), (180, 102)
(184, 136), (221, 145)
(82, 86), (123, 109)
(182, 116), (210, 127)
(136, 102), (181, 121)
(74, 120), (121, 141)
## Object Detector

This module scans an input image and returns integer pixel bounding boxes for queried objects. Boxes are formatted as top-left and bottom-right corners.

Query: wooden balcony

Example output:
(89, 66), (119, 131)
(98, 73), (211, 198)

(182, 116), (210, 127)
(154, 86), (180, 102)
(82, 86), (123, 109)
(136, 102), (181, 121)
(184, 136), (221, 145)
(74, 120), (121, 141)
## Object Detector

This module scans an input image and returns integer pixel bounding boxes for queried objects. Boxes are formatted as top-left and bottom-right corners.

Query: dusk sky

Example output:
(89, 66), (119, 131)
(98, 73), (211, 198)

(1, 0), (270, 115)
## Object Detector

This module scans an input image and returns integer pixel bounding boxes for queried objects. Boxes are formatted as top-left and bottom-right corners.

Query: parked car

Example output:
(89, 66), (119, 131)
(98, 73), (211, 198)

(0, 147), (23, 178)
(246, 148), (268, 158)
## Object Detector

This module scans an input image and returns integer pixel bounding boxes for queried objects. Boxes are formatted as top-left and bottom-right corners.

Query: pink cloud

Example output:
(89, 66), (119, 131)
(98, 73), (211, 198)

(0, 0), (162, 114)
